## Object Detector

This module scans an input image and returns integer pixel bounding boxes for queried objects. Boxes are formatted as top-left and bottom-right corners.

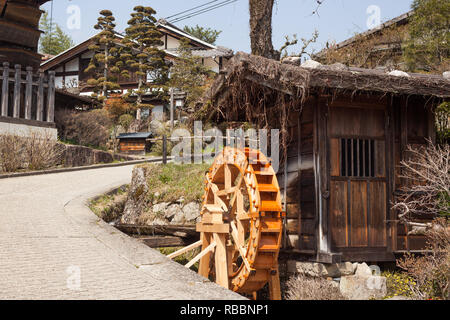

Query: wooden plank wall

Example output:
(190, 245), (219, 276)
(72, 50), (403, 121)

(119, 139), (146, 154)
(278, 108), (300, 249)
(278, 99), (316, 254)
(393, 97), (435, 252)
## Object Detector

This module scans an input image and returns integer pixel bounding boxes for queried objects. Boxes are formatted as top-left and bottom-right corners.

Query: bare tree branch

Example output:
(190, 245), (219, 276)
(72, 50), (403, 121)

(392, 141), (449, 234)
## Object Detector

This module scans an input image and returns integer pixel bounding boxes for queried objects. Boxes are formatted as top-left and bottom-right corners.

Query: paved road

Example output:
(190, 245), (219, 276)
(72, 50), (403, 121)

(0, 166), (244, 300)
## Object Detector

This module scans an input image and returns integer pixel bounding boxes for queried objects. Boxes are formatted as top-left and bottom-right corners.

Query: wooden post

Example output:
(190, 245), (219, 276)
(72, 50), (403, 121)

(386, 97), (396, 253)
(400, 100), (408, 187)
(1, 62), (9, 117)
(13, 64), (21, 118)
(269, 267), (282, 300)
(46, 71), (55, 122)
(36, 71), (44, 121)
(162, 135), (167, 164)
(25, 66), (33, 120)
(213, 233), (229, 289)
(198, 232), (212, 278)
(427, 105), (436, 144)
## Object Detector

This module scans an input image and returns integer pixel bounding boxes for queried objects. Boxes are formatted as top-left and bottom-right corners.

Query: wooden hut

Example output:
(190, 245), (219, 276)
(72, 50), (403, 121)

(118, 132), (152, 156)
(207, 52), (450, 263)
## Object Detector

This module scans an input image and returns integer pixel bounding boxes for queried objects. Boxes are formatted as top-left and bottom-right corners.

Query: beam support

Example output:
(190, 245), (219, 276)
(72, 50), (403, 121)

(1, 62), (9, 117)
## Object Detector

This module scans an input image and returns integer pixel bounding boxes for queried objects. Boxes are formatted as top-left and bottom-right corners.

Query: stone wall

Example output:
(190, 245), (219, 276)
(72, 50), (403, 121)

(60, 144), (138, 168)
(61, 144), (138, 167)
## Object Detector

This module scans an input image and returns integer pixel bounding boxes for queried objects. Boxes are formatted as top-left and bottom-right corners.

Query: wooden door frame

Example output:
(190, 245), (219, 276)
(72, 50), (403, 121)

(318, 97), (395, 262)
(315, 96), (343, 263)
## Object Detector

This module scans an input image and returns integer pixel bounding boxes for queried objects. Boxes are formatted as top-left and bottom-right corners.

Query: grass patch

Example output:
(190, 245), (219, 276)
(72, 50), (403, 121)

(89, 185), (128, 223)
(138, 163), (210, 203)
(159, 247), (200, 272)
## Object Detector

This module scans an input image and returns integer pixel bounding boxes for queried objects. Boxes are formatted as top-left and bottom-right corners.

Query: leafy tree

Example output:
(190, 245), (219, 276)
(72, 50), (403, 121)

(120, 6), (168, 120)
(85, 10), (121, 103)
(104, 94), (132, 123)
(404, 0), (450, 73)
(119, 114), (134, 133)
(183, 25), (222, 45)
(39, 12), (74, 55)
(104, 95), (133, 152)
(169, 38), (213, 111)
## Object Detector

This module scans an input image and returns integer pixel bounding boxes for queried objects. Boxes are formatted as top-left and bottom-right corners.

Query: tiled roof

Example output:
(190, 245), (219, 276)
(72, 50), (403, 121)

(117, 132), (153, 139)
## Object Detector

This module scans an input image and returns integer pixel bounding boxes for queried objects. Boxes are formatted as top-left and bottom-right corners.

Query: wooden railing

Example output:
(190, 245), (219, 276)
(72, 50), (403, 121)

(0, 62), (55, 123)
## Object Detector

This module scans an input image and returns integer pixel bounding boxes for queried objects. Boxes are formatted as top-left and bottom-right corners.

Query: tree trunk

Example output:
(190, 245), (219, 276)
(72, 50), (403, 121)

(136, 47), (143, 121)
(136, 70), (142, 121)
(103, 44), (108, 100)
(249, 0), (279, 60)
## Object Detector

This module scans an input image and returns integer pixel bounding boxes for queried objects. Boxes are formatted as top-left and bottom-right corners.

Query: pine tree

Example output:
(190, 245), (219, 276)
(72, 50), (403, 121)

(120, 6), (168, 120)
(169, 38), (213, 111)
(183, 25), (222, 45)
(85, 10), (121, 103)
(39, 11), (74, 55)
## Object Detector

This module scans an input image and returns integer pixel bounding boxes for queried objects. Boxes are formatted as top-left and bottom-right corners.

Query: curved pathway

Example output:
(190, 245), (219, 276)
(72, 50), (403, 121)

(0, 165), (244, 300)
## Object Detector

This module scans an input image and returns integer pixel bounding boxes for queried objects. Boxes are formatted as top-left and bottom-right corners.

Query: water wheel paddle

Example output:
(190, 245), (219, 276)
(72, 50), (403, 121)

(168, 147), (284, 300)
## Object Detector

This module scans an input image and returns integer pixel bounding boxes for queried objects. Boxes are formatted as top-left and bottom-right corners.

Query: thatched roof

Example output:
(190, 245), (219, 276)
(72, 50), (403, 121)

(208, 52), (450, 103)
(314, 10), (414, 59)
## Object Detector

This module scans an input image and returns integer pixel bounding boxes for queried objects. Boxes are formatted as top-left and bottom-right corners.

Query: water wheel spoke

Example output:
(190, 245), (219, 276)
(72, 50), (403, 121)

(216, 186), (237, 197)
(230, 221), (251, 272)
(208, 182), (229, 211)
(229, 173), (245, 209)
(224, 164), (232, 190)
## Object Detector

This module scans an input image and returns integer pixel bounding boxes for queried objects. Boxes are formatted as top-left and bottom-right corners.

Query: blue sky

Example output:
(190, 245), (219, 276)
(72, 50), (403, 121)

(42, 0), (413, 55)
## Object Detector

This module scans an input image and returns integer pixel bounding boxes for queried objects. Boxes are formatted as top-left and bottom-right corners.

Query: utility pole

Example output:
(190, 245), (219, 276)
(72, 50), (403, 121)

(170, 87), (174, 130)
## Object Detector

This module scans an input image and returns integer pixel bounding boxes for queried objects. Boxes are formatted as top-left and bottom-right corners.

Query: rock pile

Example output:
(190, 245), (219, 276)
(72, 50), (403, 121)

(287, 260), (387, 300)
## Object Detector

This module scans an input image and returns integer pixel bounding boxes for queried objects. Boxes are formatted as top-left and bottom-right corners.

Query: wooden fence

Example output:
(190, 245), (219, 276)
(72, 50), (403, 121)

(148, 134), (263, 165)
(0, 62), (55, 123)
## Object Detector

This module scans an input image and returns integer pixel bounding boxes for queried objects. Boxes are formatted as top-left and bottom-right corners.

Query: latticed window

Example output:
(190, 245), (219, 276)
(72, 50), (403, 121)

(340, 139), (376, 177)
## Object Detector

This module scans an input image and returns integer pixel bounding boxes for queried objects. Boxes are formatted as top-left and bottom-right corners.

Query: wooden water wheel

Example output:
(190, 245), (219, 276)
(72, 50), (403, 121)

(168, 147), (284, 300)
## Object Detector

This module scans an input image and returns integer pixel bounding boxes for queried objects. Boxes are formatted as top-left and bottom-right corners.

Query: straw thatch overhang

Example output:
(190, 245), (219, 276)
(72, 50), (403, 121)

(208, 52), (450, 106)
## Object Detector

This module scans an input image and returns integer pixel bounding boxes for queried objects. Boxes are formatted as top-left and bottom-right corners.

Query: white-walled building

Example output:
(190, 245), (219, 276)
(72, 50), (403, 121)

(40, 19), (233, 121)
